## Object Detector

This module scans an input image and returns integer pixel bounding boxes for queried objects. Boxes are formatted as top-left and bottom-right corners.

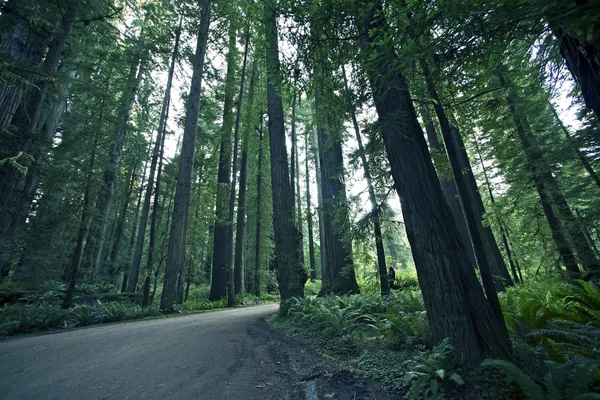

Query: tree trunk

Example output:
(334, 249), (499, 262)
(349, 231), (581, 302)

(420, 106), (477, 270)
(161, 0), (211, 311)
(121, 142), (151, 292)
(209, 18), (238, 301)
(549, 105), (600, 190)
(0, 4), (76, 280)
(294, 116), (305, 268)
(254, 110), (265, 297)
(141, 18), (181, 306)
(421, 59), (512, 291)
(471, 131), (521, 284)
(62, 96), (105, 309)
(290, 71), (305, 269)
(547, 11), (600, 122)
(314, 69), (359, 296)
(305, 129), (317, 281)
(342, 65), (389, 295)
(129, 19), (181, 294)
(81, 54), (142, 278)
(228, 21), (251, 301)
(107, 163), (138, 279)
(234, 52), (257, 296)
(497, 71), (582, 280)
(312, 122), (326, 280)
(264, 0), (307, 300)
(355, 0), (511, 366)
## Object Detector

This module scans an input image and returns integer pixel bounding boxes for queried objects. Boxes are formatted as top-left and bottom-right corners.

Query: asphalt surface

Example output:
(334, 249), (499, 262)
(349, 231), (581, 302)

(0, 303), (397, 400)
(0, 304), (292, 400)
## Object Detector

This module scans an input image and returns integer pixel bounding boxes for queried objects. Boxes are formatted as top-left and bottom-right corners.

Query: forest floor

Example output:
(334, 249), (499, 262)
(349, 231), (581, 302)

(0, 303), (396, 400)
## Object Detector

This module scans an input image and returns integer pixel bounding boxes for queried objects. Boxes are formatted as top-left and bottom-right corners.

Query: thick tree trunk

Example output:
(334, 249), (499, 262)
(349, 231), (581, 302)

(234, 53), (257, 296)
(228, 21), (251, 300)
(421, 59), (512, 291)
(0, 4), (76, 280)
(209, 19), (238, 301)
(264, 0), (307, 301)
(420, 106), (477, 270)
(314, 69), (359, 296)
(342, 65), (389, 295)
(548, 17), (600, 122)
(498, 71), (583, 280)
(355, 0), (511, 366)
(161, 0), (211, 311)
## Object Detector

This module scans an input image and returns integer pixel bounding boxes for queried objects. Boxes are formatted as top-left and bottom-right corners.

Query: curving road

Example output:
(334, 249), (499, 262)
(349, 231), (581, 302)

(0, 304), (291, 400)
(0, 303), (396, 400)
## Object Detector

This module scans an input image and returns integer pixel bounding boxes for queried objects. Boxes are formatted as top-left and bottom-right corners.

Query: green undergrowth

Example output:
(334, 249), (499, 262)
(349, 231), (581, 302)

(0, 281), (279, 337)
(273, 278), (600, 399)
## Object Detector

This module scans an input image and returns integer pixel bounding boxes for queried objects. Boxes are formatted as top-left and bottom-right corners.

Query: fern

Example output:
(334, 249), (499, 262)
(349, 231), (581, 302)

(482, 359), (545, 400)
(481, 358), (599, 400)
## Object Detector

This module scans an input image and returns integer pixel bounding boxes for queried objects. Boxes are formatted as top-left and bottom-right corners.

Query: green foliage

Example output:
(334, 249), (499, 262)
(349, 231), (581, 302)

(378, 310), (432, 349)
(358, 339), (464, 398)
(401, 339), (464, 400)
(482, 358), (600, 400)
(500, 279), (598, 335)
(499, 279), (600, 363)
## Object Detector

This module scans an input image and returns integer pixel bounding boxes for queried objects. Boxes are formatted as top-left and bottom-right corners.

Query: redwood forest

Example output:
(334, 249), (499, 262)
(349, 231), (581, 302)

(1, 0), (599, 398)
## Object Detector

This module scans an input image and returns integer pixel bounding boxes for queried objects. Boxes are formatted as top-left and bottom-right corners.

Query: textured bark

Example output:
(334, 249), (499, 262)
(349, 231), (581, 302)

(228, 22), (250, 299)
(421, 59), (512, 291)
(355, 0), (511, 366)
(314, 70), (358, 296)
(0, 5), (47, 129)
(264, 0), (307, 300)
(0, 4), (76, 280)
(498, 71), (582, 280)
(547, 6), (600, 122)
(209, 19), (238, 301)
(161, 0), (211, 310)
(343, 65), (389, 295)
(234, 53), (256, 296)
(420, 106), (477, 270)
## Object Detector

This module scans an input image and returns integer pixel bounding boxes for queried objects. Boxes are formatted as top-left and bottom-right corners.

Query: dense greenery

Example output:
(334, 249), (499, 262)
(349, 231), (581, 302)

(1, 0), (599, 397)
(275, 275), (600, 398)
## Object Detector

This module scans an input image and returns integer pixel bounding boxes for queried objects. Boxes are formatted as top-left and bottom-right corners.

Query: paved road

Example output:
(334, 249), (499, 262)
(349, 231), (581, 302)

(0, 304), (292, 400)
